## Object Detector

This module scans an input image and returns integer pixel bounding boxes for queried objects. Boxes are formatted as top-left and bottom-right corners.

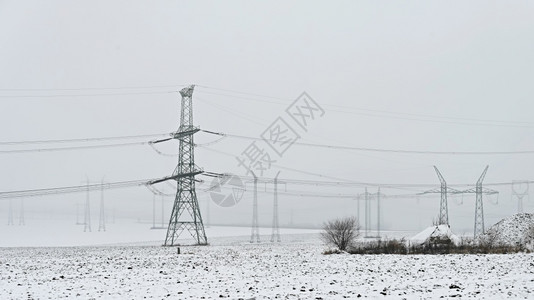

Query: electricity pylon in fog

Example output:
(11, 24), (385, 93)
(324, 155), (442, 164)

(150, 85), (207, 246)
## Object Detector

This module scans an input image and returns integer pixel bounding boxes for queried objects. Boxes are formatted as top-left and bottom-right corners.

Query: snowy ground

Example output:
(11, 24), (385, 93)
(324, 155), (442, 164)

(2, 231), (534, 299)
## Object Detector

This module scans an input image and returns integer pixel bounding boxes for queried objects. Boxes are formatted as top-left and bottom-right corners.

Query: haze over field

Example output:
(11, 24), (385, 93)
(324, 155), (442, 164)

(1, 1), (534, 244)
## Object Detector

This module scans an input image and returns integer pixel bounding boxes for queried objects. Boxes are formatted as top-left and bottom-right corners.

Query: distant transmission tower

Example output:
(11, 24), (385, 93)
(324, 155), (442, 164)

(271, 171), (281, 243)
(376, 187), (381, 238)
(355, 195), (360, 223)
(250, 172), (260, 243)
(152, 194), (156, 229)
(511, 180), (529, 213)
(460, 166), (497, 238)
(474, 166), (489, 238)
(434, 166), (449, 225)
(84, 181), (91, 232)
(364, 187), (370, 237)
(160, 85), (207, 246)
(98, 179), (106, 232)
(421, 166), (458, 225)
(355, 189), (368, 237)
(161, 195), (165, 228)
(19, 199), (25, 226)
(359, 187), (383, 238)
(7, 199), (14, 225)
(205, 195), (210, 228)
(76, 203), (83, 225)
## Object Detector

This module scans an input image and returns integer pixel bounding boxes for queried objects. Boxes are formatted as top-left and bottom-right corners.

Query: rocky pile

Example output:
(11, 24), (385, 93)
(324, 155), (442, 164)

(483, 213), (534, 248)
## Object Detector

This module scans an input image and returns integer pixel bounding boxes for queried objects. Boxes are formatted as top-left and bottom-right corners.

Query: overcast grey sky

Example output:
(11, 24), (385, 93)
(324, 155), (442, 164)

(1, 1), (533, 237)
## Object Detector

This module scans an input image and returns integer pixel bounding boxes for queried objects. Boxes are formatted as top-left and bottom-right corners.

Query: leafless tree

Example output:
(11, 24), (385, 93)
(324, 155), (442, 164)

(320, 216), (361, 251)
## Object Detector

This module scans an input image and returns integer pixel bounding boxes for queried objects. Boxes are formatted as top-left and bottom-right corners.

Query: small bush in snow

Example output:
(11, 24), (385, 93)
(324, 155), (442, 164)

(320, 216), (360, 252)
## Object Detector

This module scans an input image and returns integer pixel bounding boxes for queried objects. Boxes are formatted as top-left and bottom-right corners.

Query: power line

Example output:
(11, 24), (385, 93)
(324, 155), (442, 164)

(197, 148), (534, 189)
(0, 141), (149, 154)
(197, 149), (430, 193)
(194, 85), (534, 128)
(2, 83), (530, 127)
(0, 84), (187, 92)
(199, 173), (440, 199)
(7, 128), (528, 155)
(201, 130), (534, 155)
(0, 179), (152, 199)
(200, 171), (504, 192)
(196, 85), (291, 102)
(0, 90), (177, 98)
(0, 133), (171, 145)
(195, 96), (271, 127)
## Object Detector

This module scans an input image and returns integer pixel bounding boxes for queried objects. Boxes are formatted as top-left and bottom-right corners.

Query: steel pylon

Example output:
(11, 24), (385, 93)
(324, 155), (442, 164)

(84, 182), (91, 232)
(250, 172), (260, 243)
(511, 180), (529, 214)
(421, 166), (462, 226)
(474, 166), (489, 238)
(271, 171), (281, 243)
(164, 85), (207, 246)
(434, 166), (449, 225)
(98, 179), (105, 232)
(7, 199), (14, 226)
(19, 199), (25, 226)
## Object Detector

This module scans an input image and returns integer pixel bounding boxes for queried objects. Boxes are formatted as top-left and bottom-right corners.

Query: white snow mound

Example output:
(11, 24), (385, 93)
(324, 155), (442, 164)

(483, 213), (534, 246)
(410, 224), (461, 245)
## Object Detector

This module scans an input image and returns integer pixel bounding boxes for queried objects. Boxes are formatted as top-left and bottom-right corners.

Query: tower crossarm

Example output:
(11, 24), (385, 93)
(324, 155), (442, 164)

(420, 187), (462, 194)
(148, 170), (204, 185)
(457, 187), (498, 195)
(150, 137), (173, 144)
(173, 127), (201, 139)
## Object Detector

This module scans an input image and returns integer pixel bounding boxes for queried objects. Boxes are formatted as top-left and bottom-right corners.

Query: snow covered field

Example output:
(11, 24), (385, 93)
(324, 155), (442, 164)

(2, 231), (534, 299)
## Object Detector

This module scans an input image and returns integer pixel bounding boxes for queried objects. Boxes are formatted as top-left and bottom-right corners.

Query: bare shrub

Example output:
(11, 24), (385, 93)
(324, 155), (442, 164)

(320, 216), (360, 251)
(348, 237), (528, 255)
(351, 239), (407, 254)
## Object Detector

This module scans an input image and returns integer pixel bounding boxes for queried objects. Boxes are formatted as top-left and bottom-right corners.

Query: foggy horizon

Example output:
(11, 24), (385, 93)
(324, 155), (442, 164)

(1, 1), (534, 245)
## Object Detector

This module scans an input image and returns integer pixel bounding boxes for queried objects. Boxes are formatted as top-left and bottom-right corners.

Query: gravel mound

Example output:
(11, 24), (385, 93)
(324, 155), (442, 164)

(483, 213), (534, 247)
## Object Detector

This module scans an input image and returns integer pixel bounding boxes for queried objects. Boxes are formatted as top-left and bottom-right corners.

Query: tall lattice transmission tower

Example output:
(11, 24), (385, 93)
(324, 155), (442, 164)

(19, 199), (25, 226)
(154, 85), (207, 246)
(250, 172), (260, 243)
(434, 166), (449, 225)
(473, 166), (489, 237)
(98, 179), (106, 232)
(7, 199), (14, 226)
(271, 171), (281, 243)
(84, 182), (91, 232)
(421, 166), (459, 226)
(511, 181), (529, 213)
